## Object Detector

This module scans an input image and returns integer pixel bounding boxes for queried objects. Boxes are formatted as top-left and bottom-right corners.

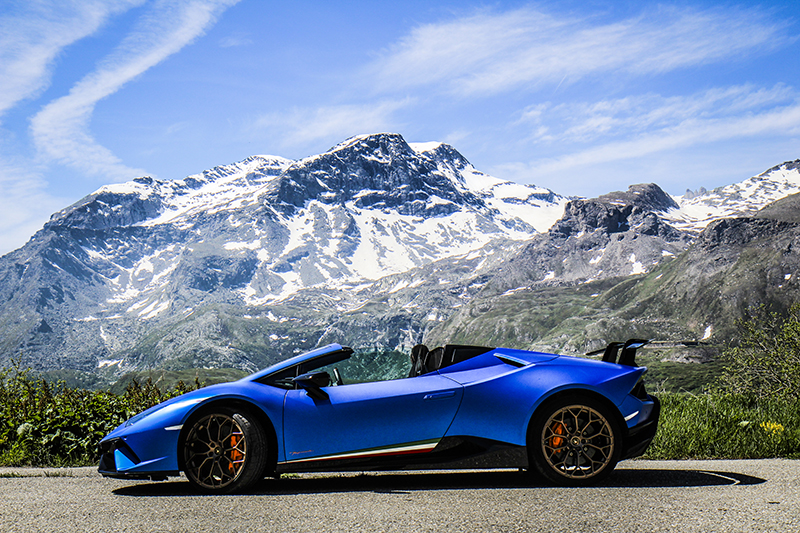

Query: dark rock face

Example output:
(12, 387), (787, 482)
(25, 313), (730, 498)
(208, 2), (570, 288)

(487, 184), (691, 294)
(597, 183), (680, 212)
(266, 134), (483, 217)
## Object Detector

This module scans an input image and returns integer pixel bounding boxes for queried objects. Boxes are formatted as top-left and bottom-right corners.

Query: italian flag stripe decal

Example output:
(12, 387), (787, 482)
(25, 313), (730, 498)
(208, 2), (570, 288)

(282, 438), (440, 464)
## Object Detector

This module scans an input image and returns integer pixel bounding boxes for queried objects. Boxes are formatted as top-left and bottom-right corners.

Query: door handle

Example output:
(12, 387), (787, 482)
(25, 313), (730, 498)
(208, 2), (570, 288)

(423, 391), (456, 401)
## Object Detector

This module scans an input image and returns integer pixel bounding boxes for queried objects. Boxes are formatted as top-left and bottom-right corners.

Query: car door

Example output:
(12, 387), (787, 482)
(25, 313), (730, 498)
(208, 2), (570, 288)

(281, 373), (463, 465)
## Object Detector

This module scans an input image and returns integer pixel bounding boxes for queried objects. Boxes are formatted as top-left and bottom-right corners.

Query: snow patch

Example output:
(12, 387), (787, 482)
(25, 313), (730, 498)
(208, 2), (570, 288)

(139, 299), (170, 320)
(629, 254), (645, 275)
(224, 239), (261, 251)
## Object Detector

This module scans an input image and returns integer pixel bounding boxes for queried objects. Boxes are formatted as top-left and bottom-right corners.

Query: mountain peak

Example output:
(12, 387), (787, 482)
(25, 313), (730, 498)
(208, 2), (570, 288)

(758, 159), (800, 177)
(268, 133), (482, 217)
(596, 183), (679, 212)
(325, 132), (412, 154)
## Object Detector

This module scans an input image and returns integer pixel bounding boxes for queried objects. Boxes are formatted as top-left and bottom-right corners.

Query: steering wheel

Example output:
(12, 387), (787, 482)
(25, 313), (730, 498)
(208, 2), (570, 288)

(332, 367), (343, 386)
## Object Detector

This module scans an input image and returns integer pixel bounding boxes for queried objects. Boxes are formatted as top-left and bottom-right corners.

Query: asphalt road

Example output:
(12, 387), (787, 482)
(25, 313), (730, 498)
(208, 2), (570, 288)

(1, 459), (798, 532)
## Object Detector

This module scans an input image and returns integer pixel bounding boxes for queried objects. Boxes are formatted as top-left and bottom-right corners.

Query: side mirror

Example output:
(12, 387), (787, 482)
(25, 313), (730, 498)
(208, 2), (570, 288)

(292, 371), (330, 401)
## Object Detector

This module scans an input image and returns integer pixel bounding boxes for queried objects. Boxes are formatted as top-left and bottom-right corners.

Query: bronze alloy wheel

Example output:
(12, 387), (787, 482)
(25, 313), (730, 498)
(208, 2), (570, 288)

(540, 404), (615, 480)
(182, 408), (268, 493)
(184, 413), (247, 490)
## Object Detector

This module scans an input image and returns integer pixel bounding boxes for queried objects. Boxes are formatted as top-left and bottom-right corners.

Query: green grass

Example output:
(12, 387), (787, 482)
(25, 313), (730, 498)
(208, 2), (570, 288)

(639, 357), (724, 394)
(644, 393), (800, 459)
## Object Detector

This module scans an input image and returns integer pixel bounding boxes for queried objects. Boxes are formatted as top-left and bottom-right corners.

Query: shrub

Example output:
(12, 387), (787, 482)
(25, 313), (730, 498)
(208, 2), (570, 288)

(0, 363), (199, 467)
(717, 303), (800, 400)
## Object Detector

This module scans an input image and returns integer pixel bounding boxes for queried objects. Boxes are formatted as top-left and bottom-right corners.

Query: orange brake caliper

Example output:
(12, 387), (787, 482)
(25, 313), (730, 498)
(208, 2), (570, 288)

(549, 422), (566, 448)
(229, 434), (243, 473)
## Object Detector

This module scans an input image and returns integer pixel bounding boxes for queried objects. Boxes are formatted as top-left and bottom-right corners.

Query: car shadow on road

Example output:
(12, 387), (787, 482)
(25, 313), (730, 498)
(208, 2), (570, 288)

(112, 468), (766, 497)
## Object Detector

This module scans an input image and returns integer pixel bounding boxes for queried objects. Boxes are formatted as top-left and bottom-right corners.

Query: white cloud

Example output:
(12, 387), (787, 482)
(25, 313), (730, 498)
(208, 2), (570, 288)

(371, 5), (789, 97)
(30, 0), (240, 182)
(0, 1), (146, 255)
(498, 85), (800, 184)
(543, 102), (800, 171)
(0, 0), (144, 120)
(0, 154), (67, 255)
(519, 84), (799, 144)
(219, 34), (253, 48)
(252, 99), (413, 151)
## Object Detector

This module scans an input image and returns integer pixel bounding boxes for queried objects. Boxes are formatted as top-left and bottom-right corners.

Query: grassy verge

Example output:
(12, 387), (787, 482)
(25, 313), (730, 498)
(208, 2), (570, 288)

(644, 393), (800, 459)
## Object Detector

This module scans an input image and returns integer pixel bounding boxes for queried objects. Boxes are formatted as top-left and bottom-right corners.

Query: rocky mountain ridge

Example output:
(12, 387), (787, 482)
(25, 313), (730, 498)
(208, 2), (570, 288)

(665, 159), (800, 232)
(0, 134), (567, 377)
(1, 134), (799, 384)
(427, 190), (800, 357)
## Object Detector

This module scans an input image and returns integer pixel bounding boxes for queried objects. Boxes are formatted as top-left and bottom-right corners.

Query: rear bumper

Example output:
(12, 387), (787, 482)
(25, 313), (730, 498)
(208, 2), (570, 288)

(622, 395), (660, 460)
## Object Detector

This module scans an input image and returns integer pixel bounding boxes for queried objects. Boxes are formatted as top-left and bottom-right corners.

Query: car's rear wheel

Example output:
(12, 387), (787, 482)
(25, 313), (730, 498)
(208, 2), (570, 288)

(183, 407), (267, 493)
(528, 395), (621, 486)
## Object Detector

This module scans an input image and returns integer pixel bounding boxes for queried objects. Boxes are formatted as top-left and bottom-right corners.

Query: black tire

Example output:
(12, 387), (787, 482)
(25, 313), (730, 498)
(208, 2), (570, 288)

(182, 407), (268, 493)
(528, 394), (622, 486)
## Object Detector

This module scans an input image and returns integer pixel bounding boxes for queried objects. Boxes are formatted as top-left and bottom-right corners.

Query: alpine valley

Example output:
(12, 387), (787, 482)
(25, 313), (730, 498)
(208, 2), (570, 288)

(2, 133), (800, 389)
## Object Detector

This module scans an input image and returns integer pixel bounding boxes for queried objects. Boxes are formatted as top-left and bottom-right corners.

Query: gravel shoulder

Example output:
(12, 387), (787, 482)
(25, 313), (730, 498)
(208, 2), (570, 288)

(1, 459), (799, 532)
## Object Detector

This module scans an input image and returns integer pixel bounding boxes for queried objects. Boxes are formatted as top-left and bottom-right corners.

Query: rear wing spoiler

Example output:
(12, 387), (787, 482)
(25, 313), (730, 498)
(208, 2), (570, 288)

(586, 339), (708, 367)
(586, 339), (649, 366)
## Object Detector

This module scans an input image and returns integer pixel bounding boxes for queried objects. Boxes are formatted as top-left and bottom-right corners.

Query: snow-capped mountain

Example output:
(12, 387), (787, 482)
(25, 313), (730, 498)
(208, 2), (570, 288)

(0, 133), (567, 376)
(2, 132), (799, 383)
(481, 183), (692, 294)
(665, 159), (800, 232)
(70, 133), (565, 303)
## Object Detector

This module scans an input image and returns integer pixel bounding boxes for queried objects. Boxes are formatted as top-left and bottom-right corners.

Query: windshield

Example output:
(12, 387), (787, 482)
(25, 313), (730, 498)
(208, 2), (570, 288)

(257, 348), (410, 389)
(312, 349), (409, 385)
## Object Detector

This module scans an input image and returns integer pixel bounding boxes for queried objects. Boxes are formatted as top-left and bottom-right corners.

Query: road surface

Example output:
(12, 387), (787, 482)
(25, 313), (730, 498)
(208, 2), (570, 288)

(1, 459), (798, 532)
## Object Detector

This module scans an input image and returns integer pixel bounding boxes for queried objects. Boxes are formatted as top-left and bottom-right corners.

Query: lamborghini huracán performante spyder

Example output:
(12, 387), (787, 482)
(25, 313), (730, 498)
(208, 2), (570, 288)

(99, 340), (659, 492)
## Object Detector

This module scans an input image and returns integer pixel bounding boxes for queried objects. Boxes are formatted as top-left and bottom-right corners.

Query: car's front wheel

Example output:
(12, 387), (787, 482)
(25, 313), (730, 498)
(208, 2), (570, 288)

(528, 395), (622, 486)
(182, 407), (267, 493)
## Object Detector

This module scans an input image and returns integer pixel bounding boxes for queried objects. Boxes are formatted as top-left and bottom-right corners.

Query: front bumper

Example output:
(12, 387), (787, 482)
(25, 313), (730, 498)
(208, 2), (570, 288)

(98, 438), (178, 481)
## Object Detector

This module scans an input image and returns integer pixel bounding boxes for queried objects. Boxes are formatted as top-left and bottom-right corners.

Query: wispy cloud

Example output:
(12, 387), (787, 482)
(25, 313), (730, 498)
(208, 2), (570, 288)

(537, 103), (800, 173)
(0, 0), (145, 254)
(518, 84), (799, 144)
(371, 5), (790, 97)
(30, 0), (240, 182)
(0, 151), (67, 255)
(0, 0), (144, 121)
(219, 34), (253, 48)
(251, 99), (412, 152)
(503, 84), (800, 178)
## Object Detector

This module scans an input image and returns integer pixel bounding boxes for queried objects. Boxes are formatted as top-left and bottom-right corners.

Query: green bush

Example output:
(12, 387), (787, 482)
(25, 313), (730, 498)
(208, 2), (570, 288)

(639, 303), (800, 460)
(0, 363), (199, 467)
(718, 303), (800, 400)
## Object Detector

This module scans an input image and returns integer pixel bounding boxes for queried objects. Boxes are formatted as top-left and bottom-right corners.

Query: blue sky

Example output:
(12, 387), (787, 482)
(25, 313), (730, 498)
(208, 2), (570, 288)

(1, 0), (799, 255)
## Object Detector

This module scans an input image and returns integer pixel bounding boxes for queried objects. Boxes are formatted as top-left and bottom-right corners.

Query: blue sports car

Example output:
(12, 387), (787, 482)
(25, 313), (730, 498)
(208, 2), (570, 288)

(98, 340), (660, 492)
